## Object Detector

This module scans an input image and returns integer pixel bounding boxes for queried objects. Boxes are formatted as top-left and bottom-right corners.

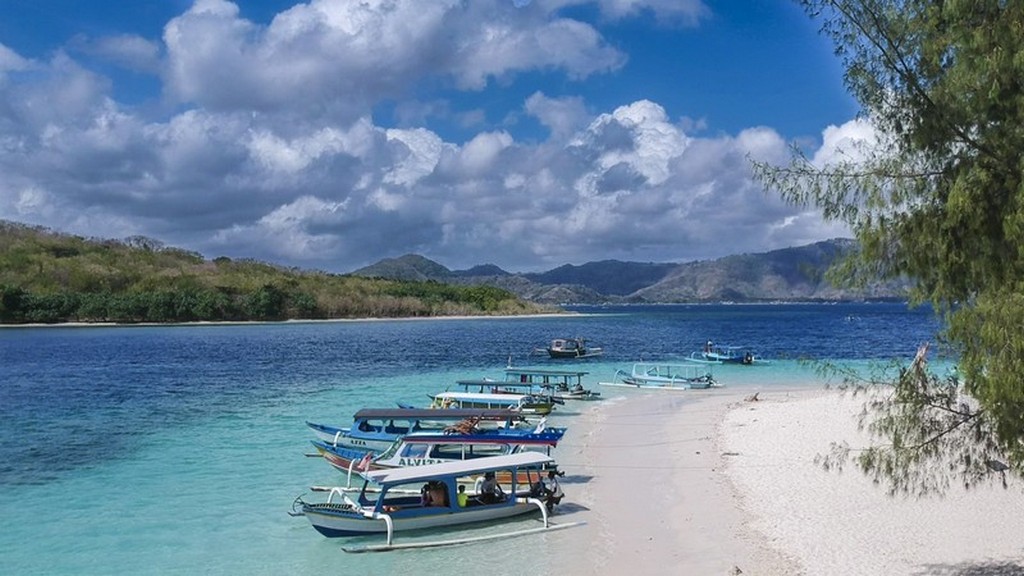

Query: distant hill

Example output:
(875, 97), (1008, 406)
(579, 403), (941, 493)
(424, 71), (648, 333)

(352, 254), (455, 281)
(352, 239), (909, 304)
(524, 260), (676, 296)
(0, 221), (550, 324)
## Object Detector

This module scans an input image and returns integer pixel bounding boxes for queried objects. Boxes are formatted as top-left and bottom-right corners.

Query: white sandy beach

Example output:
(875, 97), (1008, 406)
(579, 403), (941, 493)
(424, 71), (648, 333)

(546, 387), (1024, 575)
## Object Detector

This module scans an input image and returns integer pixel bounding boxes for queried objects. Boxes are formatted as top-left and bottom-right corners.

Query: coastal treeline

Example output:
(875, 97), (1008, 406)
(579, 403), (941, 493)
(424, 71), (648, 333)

(0, 221), (550, 324)
(758, 1), (1024, 490)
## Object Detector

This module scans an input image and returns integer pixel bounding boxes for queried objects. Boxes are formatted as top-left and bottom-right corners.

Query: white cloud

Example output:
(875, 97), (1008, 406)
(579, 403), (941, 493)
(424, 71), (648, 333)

(525, 92), (589, 142)
(161, 0), (623, 122)
(594, 0), (710, 24)
(812, 117), (878, 167)
(75, 34), (162, 73)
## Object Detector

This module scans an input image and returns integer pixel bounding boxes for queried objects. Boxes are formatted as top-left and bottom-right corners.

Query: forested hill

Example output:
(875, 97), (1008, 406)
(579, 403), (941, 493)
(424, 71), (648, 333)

(0, 221), (550, 324)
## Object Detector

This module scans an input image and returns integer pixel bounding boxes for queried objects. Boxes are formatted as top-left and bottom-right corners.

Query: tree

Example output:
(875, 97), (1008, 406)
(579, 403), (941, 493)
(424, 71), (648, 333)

(754, 0), (1024, 492)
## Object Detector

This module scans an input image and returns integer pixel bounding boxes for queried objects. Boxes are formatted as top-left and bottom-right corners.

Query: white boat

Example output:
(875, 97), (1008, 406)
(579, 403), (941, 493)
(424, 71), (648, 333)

(500, 366), (601, 401)
(294, 453), (578, 550)
(430, 390), (555, 415)
(599, 361), (719, 390)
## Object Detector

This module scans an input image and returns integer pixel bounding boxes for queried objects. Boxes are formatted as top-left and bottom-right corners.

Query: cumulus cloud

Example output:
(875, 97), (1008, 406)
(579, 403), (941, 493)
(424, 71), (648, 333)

(161, 0), (623, 121)
(593, 0), (710, 25)
(0, 0), (852, 272)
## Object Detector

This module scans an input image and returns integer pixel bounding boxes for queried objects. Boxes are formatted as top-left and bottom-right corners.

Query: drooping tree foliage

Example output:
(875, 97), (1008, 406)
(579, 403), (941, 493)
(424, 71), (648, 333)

(755, 0), (1024, 492)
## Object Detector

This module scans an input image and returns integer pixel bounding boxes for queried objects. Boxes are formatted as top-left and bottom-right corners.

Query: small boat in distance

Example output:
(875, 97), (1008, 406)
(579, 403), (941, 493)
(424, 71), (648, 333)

(294, 452), (579, 551)
(599, 361), (719, 390)
(691, 341), (764, 365)
(535, 337), (604, 359)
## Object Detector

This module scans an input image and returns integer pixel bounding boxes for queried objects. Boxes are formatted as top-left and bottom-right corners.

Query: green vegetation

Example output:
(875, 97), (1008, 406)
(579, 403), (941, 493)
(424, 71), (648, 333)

(0, 221), (551, 324)
(756, 1), (1024, 492)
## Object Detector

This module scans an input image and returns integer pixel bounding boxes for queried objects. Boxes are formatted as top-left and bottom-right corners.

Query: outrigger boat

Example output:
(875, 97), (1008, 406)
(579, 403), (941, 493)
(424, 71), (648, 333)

(312, 423), (565, 486)
(498, 365), (601, 401)
(534, 337), (604, 359)
(306, 408), (528, 454)
(691, 341), (764, 365)
(600, 361), (719, 390)
(429, 390), (556, 415)
(293, 453), (582, 551)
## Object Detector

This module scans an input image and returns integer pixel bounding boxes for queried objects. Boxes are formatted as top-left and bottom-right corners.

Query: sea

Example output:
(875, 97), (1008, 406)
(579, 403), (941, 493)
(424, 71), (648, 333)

(0, 303), (947, 576)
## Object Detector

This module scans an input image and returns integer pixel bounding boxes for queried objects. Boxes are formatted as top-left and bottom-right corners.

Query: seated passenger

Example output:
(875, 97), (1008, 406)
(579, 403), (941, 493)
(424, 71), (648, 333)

(479, 471), (505, 504)
(457, 484), (468, 507)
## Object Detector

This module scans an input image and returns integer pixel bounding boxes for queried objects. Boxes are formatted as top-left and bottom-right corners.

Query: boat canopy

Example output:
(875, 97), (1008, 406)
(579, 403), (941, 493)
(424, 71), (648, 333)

(350, 408), (521, 421)
(503, 367), (589, 378)
(362, 452), (554, 486)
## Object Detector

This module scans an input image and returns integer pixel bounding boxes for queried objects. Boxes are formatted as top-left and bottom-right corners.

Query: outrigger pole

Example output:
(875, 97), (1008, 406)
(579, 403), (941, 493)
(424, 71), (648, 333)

(341, 520), (586, 553)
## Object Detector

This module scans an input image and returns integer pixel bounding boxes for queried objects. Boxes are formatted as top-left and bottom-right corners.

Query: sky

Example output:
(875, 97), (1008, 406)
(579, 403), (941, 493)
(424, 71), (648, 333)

(0, 0), (868, 273)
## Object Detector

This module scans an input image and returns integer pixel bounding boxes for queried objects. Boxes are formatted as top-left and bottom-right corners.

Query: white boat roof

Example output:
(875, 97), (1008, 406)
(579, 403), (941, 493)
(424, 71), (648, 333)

(503, 367), (589, 377)
(363, 452), (554, 486)
(434, 391), (528, 401)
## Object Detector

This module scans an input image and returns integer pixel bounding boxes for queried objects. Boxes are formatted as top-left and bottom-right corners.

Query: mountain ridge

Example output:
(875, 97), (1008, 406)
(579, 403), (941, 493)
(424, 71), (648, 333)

(352, 239), (909, 304)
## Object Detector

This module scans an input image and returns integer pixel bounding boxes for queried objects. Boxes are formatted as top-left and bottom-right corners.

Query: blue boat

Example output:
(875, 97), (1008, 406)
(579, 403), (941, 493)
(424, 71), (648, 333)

(311, 423), (564, 484)
(691, 341), (764, 365)
(306, 407), (527, 455)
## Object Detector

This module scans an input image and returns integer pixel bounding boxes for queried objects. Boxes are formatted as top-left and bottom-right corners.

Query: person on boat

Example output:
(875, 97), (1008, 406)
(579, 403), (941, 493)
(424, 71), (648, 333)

(456, 484), (468, 507)
(420, 483), (433, 506)
(542, 470), (564, 512)
(479, 471), (505, 504)
(704, 340), (713, 354)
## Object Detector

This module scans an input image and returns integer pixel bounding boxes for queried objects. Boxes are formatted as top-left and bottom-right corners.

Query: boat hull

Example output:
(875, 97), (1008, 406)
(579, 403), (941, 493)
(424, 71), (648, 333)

(303, 500), (541, 537)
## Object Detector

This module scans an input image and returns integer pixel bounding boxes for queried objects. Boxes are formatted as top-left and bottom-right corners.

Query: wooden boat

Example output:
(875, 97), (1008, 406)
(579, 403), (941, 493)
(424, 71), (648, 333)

(599, 361), (719, 390)
(536, 337), (604, 359)
(429, 390), (556, 415)
(498, 366), (601, 401)
(312, 424), (564, 485)
(691, 341), (763, 365)
(306, 408), (527, 454)
(293, 452), (580, 550)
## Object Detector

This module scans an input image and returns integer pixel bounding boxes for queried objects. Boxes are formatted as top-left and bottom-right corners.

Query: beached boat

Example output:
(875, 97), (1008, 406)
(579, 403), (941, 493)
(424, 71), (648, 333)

(293, 452), (579, 550)
(430, 390), (556, 415)
(306, 407), (528, 454)
(499, 366), (601, 401)
(312, 423), (565, 484)
(535, 337), (604, 359)
(600, 361), (719, 390)
(691, 341), (763, 365)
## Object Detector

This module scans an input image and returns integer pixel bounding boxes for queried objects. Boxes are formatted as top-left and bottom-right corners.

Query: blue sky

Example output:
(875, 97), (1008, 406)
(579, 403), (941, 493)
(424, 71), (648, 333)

(0, 0), (866, 273)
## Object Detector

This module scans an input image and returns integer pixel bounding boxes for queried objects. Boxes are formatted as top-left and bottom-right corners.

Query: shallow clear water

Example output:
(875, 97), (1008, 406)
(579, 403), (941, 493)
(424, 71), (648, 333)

(0, 303), (945, 575)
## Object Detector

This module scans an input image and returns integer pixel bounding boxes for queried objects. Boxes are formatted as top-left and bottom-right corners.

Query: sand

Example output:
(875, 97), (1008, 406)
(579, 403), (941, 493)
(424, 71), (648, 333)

(545, 387), (1024, 576)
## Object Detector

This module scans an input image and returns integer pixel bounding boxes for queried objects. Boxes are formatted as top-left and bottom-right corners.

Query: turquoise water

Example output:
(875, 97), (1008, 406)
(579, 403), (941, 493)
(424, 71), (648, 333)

(0, 304), (945, 575)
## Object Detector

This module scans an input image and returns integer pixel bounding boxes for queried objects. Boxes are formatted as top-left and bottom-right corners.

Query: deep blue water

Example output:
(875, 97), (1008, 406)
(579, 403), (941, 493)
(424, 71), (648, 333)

(0, 303), (944, 575)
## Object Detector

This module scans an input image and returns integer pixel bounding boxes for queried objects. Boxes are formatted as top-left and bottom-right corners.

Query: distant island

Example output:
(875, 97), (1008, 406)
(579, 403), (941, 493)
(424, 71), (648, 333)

(0, 219), (907, 325)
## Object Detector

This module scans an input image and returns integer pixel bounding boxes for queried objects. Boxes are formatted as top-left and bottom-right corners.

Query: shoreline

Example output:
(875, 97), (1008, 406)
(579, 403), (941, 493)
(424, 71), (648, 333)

(0, 312), (583, 329)
(548, 386), (1024, 575)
